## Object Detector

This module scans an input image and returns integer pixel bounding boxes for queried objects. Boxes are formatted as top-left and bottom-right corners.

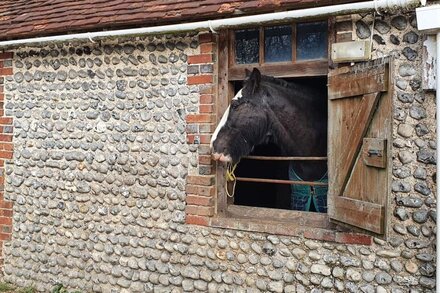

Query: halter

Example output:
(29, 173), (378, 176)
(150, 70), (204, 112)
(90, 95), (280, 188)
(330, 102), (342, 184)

(225, 161), (239, 198)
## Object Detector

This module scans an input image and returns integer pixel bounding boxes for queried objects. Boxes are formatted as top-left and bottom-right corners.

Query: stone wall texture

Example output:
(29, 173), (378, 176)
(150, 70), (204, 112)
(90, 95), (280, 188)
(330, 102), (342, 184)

(1, 11), (436, 293)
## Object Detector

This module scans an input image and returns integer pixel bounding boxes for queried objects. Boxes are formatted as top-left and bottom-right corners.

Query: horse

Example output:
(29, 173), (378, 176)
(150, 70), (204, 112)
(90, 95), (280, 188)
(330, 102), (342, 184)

(210, 68), (328, 211)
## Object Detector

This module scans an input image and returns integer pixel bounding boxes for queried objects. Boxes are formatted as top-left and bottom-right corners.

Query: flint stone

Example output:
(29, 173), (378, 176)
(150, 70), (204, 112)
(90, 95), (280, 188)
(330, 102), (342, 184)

(414, 182), (431, 195)
(391, 181), (411, 193)
(412, 209), (429, 223)
(417, 149), (436, 164)
(399, 64), (416, 77)
(396, 196), (423, 208)
(390, 34), (400, 45)
(409, 106), (426, 120)
(394, 208), (409, 222)
(374, 20), (391, 34)
(397, 124), (413, 138)
(405, 239), (430, 249)
(402, 47), (418, 61)
(393, 166), (411, 179)
(373, 34), (385, 45)
(356, 20), (371, 39)
(391, 16), (407, 30)
(403, 31), (419, 44)
(393, 223), (406, 234)
(375, 272), (392, 285)
(415, 123), (429, 137)
(311, 264), (331, 276)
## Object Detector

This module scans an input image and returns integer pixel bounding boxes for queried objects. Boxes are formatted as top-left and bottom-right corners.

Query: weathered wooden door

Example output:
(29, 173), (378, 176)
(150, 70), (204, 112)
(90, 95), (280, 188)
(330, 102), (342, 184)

(328, 58), (392, 234)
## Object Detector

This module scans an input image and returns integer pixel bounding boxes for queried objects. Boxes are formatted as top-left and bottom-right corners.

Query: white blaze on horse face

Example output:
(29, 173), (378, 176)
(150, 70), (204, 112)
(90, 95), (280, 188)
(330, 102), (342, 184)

(210, 105), (230, 148)
(210, 89), (244, 149)
(232, 89), (243, 100)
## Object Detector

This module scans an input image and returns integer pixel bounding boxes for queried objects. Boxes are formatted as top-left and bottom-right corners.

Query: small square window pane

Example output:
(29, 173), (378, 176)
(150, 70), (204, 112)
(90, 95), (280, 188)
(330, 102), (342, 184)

(235, 29), (259, 64)
(296, 22), (328, 60)
(264, 25), (292, 63)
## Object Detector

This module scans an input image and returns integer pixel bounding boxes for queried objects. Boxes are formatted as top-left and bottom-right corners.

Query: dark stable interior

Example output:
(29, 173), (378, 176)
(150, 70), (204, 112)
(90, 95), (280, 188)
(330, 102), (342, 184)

(233, 76), (328, 212)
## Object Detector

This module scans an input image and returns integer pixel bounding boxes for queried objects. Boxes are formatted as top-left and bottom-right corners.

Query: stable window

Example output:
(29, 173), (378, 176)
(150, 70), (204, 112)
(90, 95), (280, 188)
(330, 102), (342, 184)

(214, 21), (392, 235)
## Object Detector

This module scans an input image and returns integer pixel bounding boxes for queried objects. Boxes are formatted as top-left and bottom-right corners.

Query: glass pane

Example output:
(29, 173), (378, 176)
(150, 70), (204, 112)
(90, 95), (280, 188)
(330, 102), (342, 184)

(296, 22), (328, 60)
(235, 29), (259, 64)
(264, 25), (292, 63)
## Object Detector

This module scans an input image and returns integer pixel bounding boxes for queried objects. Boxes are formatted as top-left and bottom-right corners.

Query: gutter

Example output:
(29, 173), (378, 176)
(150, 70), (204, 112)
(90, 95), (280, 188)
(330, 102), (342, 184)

(0, 0), (425, 48)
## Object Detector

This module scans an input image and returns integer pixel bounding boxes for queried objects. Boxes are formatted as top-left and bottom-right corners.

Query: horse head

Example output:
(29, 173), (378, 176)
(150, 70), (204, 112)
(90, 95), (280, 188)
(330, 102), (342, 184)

(211, 68), (271, 163)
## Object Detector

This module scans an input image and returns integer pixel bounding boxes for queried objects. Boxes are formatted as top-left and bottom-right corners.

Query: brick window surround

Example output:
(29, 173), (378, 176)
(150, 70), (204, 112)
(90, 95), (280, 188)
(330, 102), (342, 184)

(0, 51), (14, 267)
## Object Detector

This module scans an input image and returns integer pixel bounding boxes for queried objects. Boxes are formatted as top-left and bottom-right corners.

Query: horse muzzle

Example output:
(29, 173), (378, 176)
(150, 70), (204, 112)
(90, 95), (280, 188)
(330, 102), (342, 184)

(212, 152), (232, 163)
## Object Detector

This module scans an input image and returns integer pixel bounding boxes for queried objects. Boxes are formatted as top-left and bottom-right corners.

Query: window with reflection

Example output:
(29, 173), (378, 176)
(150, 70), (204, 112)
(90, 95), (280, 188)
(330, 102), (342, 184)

(232, 21), (328, 66)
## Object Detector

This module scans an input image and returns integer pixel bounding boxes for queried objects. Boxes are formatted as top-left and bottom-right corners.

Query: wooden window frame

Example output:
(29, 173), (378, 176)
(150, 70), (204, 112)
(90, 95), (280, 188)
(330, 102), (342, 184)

(213, 19), (339, 235)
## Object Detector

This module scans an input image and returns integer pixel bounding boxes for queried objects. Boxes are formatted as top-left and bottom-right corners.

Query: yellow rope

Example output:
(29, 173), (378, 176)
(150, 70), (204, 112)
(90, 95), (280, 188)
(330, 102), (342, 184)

(225, 162), (238, 198)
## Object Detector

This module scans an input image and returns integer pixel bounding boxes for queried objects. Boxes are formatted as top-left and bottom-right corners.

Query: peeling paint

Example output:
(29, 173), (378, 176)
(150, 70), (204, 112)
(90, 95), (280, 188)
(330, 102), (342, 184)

(422, 35), (437, 90)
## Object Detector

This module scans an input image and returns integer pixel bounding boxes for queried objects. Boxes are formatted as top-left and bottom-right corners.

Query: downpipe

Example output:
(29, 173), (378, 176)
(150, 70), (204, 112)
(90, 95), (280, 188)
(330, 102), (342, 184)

(0, 0), (424, 47)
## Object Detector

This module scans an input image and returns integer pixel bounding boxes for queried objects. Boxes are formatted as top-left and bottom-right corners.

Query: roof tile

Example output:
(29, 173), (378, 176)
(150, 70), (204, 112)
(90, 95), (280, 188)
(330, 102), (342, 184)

(0, 0), (366, 41)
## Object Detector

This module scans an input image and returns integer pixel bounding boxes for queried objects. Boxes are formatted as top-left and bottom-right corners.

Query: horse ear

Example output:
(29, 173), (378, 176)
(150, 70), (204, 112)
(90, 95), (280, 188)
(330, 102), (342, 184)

(248, 68), (261, 94)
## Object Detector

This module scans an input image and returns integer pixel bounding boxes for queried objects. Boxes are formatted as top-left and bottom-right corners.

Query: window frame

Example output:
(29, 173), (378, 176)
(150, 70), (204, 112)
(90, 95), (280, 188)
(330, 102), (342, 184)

(214, 18), (338, 234)
(227, 20), (330, 81)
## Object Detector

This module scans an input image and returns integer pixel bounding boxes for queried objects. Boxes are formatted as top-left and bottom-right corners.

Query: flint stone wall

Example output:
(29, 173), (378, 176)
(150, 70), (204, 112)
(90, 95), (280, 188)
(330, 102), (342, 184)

(1, 12), (437, 293)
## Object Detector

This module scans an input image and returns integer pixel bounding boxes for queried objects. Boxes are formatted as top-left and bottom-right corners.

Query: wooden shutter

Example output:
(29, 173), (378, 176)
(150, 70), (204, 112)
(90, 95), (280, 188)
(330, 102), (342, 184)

(328, 58), (392, 234)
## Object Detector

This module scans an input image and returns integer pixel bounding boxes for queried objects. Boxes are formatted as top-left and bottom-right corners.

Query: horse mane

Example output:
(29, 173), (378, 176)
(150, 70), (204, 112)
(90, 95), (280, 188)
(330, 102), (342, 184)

(257, 74), (326, 112)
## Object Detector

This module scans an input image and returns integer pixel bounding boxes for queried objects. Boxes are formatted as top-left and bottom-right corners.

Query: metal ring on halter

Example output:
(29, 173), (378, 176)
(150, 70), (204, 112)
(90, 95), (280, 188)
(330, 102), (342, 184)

(208, 20), (217, 34)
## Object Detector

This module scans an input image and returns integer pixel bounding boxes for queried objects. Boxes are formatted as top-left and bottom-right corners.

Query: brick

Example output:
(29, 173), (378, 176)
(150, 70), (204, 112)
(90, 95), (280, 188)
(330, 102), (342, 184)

(336, 20), (353, 32)
(186, 194), (214, 206)
(336, 32), (353, 43)
(200, 94), (214, 104)
(199, 123), (215, 133)
(0, 209), (12, 217)
(199, 165), (213, 175)
(187, 75), (213, 85)
(0, 233), (11, 240)
(198, 155), (212, 165)
(186, 123), (198, 134)
(200, 43), (214, 54)
(186, 175), (215, 186)
(0, 143), (13, 151)
(186, 114), (214, 123)
(199, 104), (214, 113)
(304, 229), (336, 242)
(199, 33), (214, 44)
(187, 64), (199, 74)
(0, 151), (13, 159)
(187, 134), (211, 145)
(185, 184), (215, 197)
(0, 135), (12, 142)
(188, 54), (212, 64)
(0, 68), (12, 76)
(186, 205), (214, 216)
(199, 85), (214, 95)
(335, 233), (373, 245)
(197, 185), (215, 196)
(0, 61), (3, 69)
(0, 201), (12, 209)
(0, 118), (12, 125)
(185, 184), (198, 194)
(0, 52), (13, 60)
(200, 64), (214, 73)
(186, 214), (210, 226)
(0, 217), (11, 226)
(198, 145), (211, 155)
(1, 225), (11, 233)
